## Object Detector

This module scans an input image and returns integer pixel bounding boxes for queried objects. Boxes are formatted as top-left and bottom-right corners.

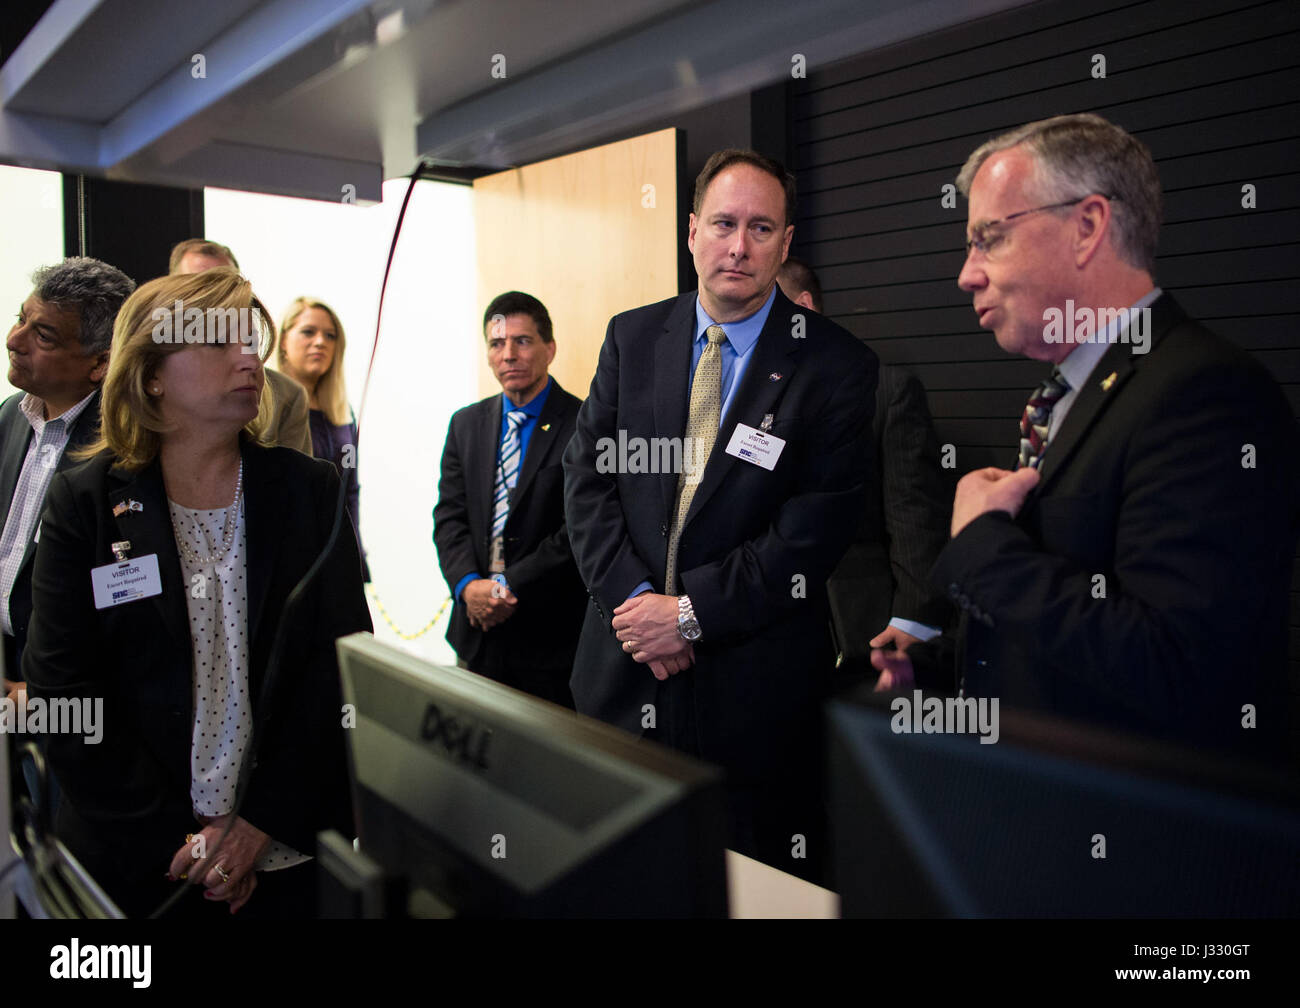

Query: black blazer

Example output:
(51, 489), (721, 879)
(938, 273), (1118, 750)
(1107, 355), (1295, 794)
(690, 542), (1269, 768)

(23, 440), (372, 917)
(932, 294), (1299, 758)
(433, 379), (586, 685)
(827, 363), (952, 674)
(562, 288), (877, 780)
(0, 388), (102, 668)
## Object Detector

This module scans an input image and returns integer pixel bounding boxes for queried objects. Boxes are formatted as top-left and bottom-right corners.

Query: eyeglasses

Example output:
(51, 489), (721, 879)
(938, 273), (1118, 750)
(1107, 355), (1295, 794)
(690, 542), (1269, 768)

(964, 195), (1116, 256)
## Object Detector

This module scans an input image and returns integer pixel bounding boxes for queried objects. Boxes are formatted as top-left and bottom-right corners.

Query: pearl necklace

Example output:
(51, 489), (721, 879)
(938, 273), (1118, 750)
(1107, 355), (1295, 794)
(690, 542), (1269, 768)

(170, 459), (243, 567)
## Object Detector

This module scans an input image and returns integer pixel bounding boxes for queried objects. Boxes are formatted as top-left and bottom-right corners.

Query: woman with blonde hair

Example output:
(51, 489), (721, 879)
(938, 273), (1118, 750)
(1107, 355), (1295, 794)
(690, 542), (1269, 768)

(24, 268), (371, 918)
(276, 297), (368, 580)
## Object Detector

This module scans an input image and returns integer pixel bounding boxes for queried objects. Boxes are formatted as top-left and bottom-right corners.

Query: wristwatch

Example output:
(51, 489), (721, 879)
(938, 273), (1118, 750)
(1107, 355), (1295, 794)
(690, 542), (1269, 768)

(677, 594), (702, 642)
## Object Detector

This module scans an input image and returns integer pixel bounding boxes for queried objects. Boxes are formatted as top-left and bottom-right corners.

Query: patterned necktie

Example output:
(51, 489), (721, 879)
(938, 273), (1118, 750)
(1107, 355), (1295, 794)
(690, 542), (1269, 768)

(664, 324), (727, 593)
(1017, 368), (1071, 470)
(492, 408), (528, 538)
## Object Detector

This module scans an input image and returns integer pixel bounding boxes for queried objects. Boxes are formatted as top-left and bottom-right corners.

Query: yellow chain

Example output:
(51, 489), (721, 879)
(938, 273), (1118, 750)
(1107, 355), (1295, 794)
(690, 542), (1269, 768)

(364, 584), (451, 641)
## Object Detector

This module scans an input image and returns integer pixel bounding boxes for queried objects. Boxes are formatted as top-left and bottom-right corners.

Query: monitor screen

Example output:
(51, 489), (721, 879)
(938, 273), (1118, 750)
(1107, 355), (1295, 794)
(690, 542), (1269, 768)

(828, 687), (1300, 917)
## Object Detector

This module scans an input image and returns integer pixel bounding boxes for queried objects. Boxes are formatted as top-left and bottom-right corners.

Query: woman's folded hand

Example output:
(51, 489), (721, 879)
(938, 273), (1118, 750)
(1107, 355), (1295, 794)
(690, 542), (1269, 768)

(166, 813), (271, 914)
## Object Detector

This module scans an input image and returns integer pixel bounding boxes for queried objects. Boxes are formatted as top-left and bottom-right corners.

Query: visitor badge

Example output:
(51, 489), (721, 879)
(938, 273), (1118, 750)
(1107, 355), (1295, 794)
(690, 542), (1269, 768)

(724, 423), (786, 471)
(91, 554), (163, 610)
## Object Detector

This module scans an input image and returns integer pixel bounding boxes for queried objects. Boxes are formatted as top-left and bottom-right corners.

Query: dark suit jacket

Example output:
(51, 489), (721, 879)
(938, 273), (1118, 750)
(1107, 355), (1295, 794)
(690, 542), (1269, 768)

(562, 288), (877, 781)
(0, 388), (102, 669)
(933, 294), (1299, 758)
(827, 363), (951, 675)
(433, 379), (586, 698)
(23, 440), (372, 917)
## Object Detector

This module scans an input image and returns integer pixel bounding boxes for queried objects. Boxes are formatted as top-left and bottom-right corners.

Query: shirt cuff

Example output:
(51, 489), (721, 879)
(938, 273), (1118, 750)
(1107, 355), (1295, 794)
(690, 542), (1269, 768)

(626, 580), (654, 603)
(888, 617), (942, 642)
(454, 573), (481, 603)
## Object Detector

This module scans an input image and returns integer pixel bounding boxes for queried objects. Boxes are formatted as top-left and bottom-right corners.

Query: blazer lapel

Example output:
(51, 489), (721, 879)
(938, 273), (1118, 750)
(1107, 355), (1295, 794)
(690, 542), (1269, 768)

(1033, 293), (1181, 496)
(240, 441), (284, 657)
(106, 458), (189, 655)
(477, 395), (503, 542)
(7, 391), (103, 582)
(0, 400), (34, 537)
(683, 292), (801, 526)
(653, 294), (699, 522)
(64, 388), (102, 455)
(511, 379), (566, 507)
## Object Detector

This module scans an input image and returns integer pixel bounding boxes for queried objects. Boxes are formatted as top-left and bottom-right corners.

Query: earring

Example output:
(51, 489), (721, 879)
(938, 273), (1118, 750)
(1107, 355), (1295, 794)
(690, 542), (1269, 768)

(150, 386), (161, 395)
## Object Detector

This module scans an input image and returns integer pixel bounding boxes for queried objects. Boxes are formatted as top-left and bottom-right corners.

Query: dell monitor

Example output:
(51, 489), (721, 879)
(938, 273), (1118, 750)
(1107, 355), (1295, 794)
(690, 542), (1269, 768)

(335, 633), (728, 917)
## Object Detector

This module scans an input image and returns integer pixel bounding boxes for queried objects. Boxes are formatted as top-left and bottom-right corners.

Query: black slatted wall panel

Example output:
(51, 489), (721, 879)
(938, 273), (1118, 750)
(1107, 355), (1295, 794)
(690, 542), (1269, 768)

(788, 0), (1300, 755)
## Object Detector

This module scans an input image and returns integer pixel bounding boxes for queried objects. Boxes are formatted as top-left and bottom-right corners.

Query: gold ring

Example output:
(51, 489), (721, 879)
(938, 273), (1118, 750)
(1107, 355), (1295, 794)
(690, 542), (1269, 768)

(214, 864), (230, 883)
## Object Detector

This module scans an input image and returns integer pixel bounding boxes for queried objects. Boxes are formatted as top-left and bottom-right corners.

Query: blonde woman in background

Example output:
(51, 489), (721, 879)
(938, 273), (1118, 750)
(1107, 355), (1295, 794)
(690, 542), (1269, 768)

(276, 298), (369, 581)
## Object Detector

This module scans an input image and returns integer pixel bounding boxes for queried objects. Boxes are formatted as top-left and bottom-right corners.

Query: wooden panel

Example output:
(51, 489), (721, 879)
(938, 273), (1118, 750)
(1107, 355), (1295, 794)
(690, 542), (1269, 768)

(473, 128), (679, 400)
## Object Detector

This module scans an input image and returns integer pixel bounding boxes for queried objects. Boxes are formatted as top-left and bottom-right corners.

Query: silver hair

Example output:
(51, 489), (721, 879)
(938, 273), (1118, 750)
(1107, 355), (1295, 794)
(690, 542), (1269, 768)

(956, 113), (1163, 274)
(30, 256), (135, 355)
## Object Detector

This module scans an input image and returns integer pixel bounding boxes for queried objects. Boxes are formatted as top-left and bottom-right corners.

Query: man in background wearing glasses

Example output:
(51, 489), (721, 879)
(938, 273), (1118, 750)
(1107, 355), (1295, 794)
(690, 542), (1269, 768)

(873, 113), (1298, 760)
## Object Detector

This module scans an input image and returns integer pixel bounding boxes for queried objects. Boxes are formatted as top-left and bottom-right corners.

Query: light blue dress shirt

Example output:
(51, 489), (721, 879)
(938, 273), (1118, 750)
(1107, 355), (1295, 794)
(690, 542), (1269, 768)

(626, 289), (778, 602)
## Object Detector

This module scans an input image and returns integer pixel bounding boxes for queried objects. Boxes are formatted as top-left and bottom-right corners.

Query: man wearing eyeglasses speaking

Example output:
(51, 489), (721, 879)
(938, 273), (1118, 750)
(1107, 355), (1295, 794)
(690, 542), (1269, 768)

(873, 113), (1299, 760)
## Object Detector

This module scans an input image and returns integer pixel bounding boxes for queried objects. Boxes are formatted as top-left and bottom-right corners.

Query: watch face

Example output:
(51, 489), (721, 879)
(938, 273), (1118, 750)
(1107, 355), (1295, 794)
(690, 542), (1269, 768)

(679, 618), (702, 641)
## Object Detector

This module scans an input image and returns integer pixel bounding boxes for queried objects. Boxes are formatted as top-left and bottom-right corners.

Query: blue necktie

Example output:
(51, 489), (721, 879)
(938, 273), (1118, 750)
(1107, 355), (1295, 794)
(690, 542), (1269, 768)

(492, 408), (527, 538)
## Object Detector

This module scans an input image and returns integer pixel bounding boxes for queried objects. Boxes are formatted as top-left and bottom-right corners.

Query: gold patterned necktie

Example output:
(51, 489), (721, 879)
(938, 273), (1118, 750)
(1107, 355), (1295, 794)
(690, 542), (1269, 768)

(664, 324), (726, 593)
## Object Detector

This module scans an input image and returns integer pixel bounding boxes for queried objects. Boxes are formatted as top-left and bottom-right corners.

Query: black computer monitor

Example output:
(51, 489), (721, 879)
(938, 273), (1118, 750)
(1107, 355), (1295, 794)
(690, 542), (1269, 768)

(828, 687), (1300, 917)
(335, 634), (728, 918)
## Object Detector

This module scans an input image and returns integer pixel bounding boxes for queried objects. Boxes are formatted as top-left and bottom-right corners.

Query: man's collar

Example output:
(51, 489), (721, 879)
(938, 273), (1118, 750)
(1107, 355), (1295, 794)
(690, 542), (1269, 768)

(1057, 334), (1108, 390)
(20, 386), (97, 429)
(693, 286), (778, 356)
(1057, 287), (1162, 389)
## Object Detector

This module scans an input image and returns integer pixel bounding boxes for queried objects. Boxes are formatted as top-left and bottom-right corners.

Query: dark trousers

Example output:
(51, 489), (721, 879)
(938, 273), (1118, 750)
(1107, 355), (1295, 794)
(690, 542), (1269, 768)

(646, 673), (829, 887)
(468, 651), (575, 710)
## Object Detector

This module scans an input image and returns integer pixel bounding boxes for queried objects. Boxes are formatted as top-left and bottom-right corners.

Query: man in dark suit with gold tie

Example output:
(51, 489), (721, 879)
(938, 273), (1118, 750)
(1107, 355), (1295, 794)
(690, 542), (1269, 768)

(563, 151), (877, 879)
(434, 292), (585, 708)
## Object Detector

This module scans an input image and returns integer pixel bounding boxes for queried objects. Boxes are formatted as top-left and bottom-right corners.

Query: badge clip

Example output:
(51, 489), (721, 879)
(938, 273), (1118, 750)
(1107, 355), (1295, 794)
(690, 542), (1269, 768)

(111, 540), (131, 563)
(760, 413), (774, 432)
